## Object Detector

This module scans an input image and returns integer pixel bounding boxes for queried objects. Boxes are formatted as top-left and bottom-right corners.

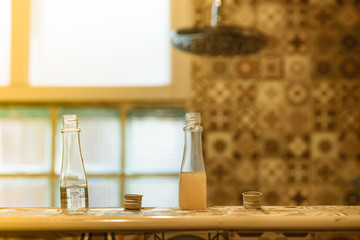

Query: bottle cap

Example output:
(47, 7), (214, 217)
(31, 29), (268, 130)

(63, 114), (79, 128)
(185, 112), (201, 125)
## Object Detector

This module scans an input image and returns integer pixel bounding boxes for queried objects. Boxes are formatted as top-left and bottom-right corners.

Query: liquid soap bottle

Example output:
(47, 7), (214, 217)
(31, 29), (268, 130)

(60, 114), (89, 212)
(179, 112), (207, 210)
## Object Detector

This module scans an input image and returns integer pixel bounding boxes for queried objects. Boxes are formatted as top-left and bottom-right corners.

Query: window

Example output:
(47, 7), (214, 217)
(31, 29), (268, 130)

(0, 0), (192, 208)
(0, 107), (186, 207)
(0, 0), (11, 86)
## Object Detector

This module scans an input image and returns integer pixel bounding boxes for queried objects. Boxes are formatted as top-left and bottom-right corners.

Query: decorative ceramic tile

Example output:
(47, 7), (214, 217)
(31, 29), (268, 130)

(203, 108), (232, 131)
(207, 80), (232, 106)
(313, 183), (343, 205)
(284, 108), (313, 134)
(338, 57), (360, 79)
(288, 160), (309, 183)
(206, 131), (234, 159)
(311, 132), (338, 160)
(233, 58), (258, 78)
(257, 82), (284, 107)
(338, 108), (360, 131)
(259, 55), (284, 79)
(339, 159), (360, 183)
(233, 159), (257, 184)
(257, 2), (287, 35)
(258, 158), (287, 186)
(285, 55), (311, 80)
(337, 6), (359, 28)
(286, 6), (308, 27)
(338, 82), (360, 106)
(312, 30), (338, 56)
(312, 81), (336, 106)
(313, 107), (336, 131)
(283, 184), (311, 205)
(339, 132), (360, 160)
(286, 135), (310, 159)
(285, 31), (309, 54)
(310, 4), (336, 27)
(261, 134), (284, 157)
(232, 79), (257, 106)
(205, 157), (237, 183)
(258, 108), (284, 130)
(232, 106), (259, 133)
(230, 4), (256, 28)
(285, 81), (310, 106)
(234, 132), (259, 159)
(340, 31), (360, 53)
(312, 58), (334, 79)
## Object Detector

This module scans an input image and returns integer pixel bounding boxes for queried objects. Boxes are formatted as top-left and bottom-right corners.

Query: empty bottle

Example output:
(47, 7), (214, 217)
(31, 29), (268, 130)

(60, 114), (89, 212)
(179, 112), (207, 210)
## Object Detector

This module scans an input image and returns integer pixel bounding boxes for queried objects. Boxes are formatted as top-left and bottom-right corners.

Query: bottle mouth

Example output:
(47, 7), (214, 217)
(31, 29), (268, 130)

(185, 112), (201, 125)
(63, 114), (79, 128)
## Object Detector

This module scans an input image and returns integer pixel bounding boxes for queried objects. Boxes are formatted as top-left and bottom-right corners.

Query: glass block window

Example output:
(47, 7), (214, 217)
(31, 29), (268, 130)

(29, 0), (170, 86)
(55, 108), (121, 174)
(0, 0), (11, 86)
(88, 178), (121, 207)
(0, 177), (51, 207)
(0, 108), (52, 174)
(125, 176), (178, 208)
(125, 109), (185, 174)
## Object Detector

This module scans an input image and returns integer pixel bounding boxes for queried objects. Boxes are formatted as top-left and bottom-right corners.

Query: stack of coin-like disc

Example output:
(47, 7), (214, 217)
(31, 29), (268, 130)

(124, 194), (143, 210)
(242, 191), (262, 209)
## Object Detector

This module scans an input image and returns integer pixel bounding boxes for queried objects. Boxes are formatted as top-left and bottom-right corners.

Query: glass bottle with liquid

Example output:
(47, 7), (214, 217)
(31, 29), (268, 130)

(179, 112), (207, 210)
(60, 114), (89, 212)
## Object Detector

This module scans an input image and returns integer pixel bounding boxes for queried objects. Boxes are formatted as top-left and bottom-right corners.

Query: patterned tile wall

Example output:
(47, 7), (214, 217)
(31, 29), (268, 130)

(189, 0), (360, 206)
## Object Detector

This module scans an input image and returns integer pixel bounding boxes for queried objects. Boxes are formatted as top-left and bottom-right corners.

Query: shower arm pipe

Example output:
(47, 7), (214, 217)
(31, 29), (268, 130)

(211, 0), (223, 27)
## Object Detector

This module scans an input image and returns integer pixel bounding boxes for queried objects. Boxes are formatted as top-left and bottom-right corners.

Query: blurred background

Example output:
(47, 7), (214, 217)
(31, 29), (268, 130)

(0, 0), (359, 208)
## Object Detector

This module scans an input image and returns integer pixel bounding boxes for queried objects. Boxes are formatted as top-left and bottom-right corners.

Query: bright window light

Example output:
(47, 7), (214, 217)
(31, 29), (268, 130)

(0, 177), (51, 207)
(0, 108), (52, 174)
(125, 109), (185, 174)
(125, 177), (178, 208)
(29, 0), (170, 86)
(0, 0), (11, 86)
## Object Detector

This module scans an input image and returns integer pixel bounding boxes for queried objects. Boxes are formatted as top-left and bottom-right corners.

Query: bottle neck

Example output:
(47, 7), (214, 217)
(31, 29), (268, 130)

(181, 128), (205, 172)
(60, 129), (87, 187)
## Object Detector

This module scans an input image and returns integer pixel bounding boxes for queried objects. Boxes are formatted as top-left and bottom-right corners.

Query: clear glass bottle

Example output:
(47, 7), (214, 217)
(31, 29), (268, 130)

(60, 114), (89, 212)
(179, 112), (207, 210)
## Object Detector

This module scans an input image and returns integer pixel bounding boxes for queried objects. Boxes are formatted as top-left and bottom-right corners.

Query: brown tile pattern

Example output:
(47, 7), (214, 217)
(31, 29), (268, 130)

(189, 0), (360, 206)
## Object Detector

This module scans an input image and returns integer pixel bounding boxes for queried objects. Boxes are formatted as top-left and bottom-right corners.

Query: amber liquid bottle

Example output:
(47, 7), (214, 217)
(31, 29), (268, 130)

(179, 112), (207, 210)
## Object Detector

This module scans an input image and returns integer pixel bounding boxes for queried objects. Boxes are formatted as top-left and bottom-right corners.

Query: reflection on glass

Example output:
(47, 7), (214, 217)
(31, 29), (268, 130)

(125, 176), (178, 208)
(55, 108), (121, 174)
(29, 0), (170, 86)
(126, 109), (185, 174)
(0, 108), (52, 174)
(0, 177), (51, 207)
(0, 0), (11, 86)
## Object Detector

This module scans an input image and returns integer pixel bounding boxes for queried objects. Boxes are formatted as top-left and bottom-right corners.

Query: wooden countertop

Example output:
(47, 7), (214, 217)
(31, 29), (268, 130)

(0, 206), (359, 232)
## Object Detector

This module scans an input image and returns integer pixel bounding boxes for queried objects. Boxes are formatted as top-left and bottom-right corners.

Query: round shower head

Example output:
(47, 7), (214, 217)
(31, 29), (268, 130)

(171, 26), (266, 56)
(171, 0), (267, 56)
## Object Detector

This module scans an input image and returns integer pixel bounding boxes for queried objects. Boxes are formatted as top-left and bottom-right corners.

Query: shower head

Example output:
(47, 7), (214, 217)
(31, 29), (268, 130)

(171, 0), (266, 57)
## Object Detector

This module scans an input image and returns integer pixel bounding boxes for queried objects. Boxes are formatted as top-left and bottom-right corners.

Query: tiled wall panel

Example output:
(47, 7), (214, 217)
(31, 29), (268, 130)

(189, 0), (360, 206)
